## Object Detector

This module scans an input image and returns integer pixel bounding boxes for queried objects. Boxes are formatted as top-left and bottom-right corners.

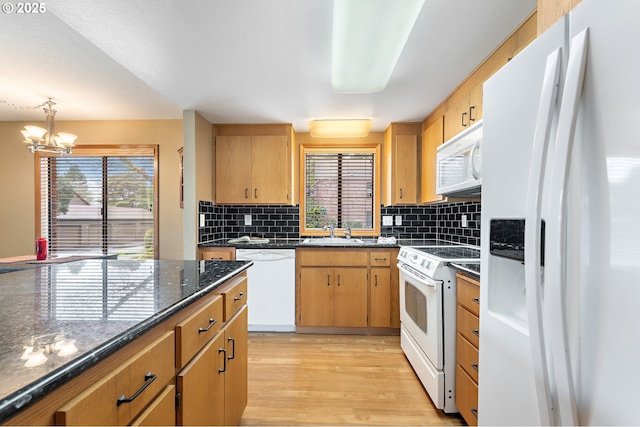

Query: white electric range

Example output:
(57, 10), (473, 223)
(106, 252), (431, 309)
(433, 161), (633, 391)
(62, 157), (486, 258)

(397, 244), (480, 413)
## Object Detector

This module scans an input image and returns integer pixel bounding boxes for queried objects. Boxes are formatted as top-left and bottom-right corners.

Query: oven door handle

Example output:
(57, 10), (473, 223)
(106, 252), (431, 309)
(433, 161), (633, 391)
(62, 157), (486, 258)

(397, 263), (442, 288)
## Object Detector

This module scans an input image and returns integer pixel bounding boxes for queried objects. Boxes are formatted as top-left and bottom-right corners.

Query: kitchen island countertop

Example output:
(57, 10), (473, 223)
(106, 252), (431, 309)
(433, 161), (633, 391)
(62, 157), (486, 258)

(0, 258), (252, 423)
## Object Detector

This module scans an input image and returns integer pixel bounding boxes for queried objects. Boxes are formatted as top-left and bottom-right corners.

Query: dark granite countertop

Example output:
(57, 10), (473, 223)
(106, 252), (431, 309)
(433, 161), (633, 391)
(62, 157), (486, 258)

(0, 258), (252, 423)
(199, 237), (454, 249)
(450, 262), (481, 279)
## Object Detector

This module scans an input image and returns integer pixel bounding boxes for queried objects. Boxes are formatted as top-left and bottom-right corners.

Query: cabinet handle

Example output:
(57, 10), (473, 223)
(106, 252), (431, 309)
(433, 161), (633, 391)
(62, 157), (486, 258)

(472, 329), (479, 337)
(254, 188), (258, 199)
(327, 274), (330, 286)
(117, 372), (157, 406)
(198, 318), (217, 333)
(472, 297), (479, 304)
(471, 363), (479, 372)
(374, 275), (378, 286)
(399, 188), (403, 199)
(337, 275), (341, 286)
(471, 408), (478, 418)
(469, 105), (476, 122)
(228, 337), (235, 360)
(245, 188), (249, 199)
(218, 348), (227, 373)
(374, 257), (387, 261)
(462, 111), (468, 127)
(234, 291), (246, 301)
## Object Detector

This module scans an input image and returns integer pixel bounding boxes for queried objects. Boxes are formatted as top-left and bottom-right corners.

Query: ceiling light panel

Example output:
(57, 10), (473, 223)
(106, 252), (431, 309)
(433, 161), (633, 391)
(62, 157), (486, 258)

(331, 0), (426, 93)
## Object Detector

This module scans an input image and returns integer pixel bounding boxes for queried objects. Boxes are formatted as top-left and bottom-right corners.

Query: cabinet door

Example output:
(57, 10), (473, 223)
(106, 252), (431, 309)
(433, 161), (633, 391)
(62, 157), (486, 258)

(215, 135), (252, 203)
(251, 135), (289, 203)
(224, 306), (248, 426)
(393, 135), (418, 204)
(468, 83), (483, 125)
(299, 268), (334, 326)
(333, 268), (368, 327)
(370, 267), (391, 327)
(131, 385), (176, 426)
(443, 99), (467, 142)
(177, 332), (225, 426)
(421, 117), (445, 204)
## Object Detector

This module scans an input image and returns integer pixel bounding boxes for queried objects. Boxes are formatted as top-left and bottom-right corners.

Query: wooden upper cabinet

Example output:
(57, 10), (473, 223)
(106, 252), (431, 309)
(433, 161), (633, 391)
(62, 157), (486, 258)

(251, 135), (289, 203)
(443, 82), (483, 143)
(214, 124), (294, 205)
(537, 0), (582, 35)
(383, 123), (420, 206)
(421, 116), (445, 204)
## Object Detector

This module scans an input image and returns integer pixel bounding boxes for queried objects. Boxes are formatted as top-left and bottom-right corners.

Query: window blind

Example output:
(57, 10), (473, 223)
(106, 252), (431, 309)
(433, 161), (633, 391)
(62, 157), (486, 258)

(304, 152), (375, 230)
(37, 149), (156, 259)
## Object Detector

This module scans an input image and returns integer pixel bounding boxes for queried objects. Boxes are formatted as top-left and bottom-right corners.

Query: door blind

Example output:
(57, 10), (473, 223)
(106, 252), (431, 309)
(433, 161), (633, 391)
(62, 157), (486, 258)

(304, 152), (375, 230)
(38, 150), (156, 259)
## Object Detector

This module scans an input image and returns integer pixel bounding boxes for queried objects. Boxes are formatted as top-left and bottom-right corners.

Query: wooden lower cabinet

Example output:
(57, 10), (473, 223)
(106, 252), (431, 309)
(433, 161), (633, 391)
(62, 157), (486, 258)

(223, 306), (248, 426)
(5, 271), (250, 427)
(176, 288), (248, 426)
(299, 267), (367, 327)
(455, 272), (480, 426)
(131, 385), (176, 426)
(296, 248), (399, 331)
(55, 332), (176, 426)
(199, 247), (235, 260)
(177, 333), (226, 426)
(370, 267), (391, 327)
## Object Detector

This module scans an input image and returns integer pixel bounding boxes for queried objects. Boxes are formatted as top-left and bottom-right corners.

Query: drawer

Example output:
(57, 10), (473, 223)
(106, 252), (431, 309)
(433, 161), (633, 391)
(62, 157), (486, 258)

(175, 294), (223, 368)
(297, 249), (368, 267)
(218, 274), (248, 321)
(457, 273), (480, 316)
(457, 305), (480, 347)
(55, 331), (175, 426)
(456, 364), (479, 426)
(370, 251), (392, 267)
(200, 247), (235, 260)
(456, 333), (479, 383)
(130, 384), (176, 426)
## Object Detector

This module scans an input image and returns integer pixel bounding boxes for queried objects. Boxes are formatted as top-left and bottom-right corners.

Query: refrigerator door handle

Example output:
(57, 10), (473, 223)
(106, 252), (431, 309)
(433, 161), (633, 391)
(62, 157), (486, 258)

(547, 27), (590, 427)
(524, 47), (563, 427)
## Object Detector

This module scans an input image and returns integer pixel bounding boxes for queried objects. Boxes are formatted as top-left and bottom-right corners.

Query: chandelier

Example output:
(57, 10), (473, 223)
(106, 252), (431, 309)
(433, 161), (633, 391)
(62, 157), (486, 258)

(21, 98), (77, 156)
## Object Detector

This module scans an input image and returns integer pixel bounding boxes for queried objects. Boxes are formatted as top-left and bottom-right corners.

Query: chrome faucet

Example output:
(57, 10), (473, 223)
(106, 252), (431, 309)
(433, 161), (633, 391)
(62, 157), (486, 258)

(344, 227), (352, 239)
(322, 224), (336, 238)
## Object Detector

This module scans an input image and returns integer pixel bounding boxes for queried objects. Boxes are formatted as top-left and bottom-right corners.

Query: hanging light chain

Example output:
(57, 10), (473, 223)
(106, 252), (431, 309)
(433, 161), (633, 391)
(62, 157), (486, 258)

(0, 98), (53, 110)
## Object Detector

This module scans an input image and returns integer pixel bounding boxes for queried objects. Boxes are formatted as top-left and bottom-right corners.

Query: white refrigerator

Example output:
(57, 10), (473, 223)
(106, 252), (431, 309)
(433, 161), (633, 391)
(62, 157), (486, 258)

(478, 0), (640, 425)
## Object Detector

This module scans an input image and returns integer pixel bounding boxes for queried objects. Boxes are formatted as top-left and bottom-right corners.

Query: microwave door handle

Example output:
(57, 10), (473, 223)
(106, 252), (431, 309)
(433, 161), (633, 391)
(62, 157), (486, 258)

(470, 140), (481, 179)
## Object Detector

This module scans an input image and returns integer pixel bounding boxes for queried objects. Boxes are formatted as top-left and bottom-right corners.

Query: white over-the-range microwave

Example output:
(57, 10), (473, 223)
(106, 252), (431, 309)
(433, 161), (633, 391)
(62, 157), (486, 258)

(436, 120), (482, 197)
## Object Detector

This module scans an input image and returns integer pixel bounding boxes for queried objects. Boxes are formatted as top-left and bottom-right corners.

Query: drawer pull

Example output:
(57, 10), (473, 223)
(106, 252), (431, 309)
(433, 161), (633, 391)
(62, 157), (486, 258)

(198, 318), (217, 333)
(472, 297), (480, 304)
(471, 408), (478, 418)
(228, 337), (236, 360)
(117, 372), (157, 406)
(472, 329), (479, 337)
(374, 257), (387, 261)
(218, 348), (227, 373)
(471, 363), (479, 372)
(234, 292), (246, 301)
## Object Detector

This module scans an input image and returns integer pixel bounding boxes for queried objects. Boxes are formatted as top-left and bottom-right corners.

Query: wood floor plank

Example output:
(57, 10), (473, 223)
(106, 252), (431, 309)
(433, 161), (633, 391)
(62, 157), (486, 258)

(240, 333), (465, 426)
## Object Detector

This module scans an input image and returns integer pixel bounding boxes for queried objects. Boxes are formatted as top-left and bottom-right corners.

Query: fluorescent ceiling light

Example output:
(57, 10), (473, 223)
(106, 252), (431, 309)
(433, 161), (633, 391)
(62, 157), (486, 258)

(309, 119), (372, 138)
(331, 0), (426, 93)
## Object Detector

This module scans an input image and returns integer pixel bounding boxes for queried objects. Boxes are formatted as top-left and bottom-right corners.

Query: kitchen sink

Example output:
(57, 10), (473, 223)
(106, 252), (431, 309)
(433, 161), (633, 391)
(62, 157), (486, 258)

(302, 237), (365, 246)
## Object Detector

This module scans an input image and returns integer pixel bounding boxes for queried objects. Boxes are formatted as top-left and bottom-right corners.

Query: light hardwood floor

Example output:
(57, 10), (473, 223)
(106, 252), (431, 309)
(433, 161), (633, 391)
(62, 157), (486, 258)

(240, 333), (465, 426)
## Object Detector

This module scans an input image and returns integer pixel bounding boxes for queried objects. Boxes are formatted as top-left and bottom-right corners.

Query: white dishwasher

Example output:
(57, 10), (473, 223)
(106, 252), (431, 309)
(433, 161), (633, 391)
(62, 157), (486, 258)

(235, 248), (296, 332)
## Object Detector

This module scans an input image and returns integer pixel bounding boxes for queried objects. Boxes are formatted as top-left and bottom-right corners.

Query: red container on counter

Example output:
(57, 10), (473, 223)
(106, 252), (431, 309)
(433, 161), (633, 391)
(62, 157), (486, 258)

(36, 237), (47, 260)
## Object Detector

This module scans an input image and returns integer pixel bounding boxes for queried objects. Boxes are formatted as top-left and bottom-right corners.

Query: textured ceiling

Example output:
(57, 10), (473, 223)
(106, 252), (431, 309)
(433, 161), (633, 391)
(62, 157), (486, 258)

(0, 0), (536, 132)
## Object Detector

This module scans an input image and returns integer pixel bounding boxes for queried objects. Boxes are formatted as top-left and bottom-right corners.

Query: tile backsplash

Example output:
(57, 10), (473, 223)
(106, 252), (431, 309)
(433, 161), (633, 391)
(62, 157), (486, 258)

(199, 200), (481, 246)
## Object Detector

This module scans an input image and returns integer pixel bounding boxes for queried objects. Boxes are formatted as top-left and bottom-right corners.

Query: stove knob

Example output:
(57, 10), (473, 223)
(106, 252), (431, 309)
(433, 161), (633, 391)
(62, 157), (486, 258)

(409, 254), (419, 264)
